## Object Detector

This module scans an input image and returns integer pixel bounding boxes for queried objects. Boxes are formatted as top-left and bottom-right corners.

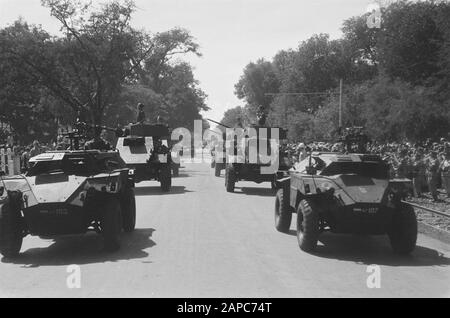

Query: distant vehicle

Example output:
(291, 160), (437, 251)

(274, 150), (417, 254)
(0, 131), (136, 258)
(116, 123), (179, 192)
(224, 126), (290, 192)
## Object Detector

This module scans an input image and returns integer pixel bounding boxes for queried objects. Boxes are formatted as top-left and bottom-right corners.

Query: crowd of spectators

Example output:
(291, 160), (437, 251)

(0, 139), (62, 173)
(285, 137), (450, 201)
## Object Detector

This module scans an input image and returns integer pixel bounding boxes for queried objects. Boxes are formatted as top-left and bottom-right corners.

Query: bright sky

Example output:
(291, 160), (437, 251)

(0, 0), (373, 120)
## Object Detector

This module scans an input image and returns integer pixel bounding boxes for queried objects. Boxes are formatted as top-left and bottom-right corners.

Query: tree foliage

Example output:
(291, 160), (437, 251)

(0, 0), (208, 143)
(229, 0), (450, 143)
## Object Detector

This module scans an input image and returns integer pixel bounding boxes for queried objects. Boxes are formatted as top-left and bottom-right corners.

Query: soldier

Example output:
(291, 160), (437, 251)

(56, 135), (69, 150)
(412, 153), (426, 198)
(29, 140), (42, 158)
(396, 150), (410, 179)
(440, 152), (450, 198)
(296, 143), (308, 161)
(21, 147), (30, 172)
(156, 115), (166, 126)
(236, 117), (244, 128)
(84, 126), (111, 151)
(256, 106), (267, 126)
(136, 103), (146, 124)
(425, 151), (440, 201)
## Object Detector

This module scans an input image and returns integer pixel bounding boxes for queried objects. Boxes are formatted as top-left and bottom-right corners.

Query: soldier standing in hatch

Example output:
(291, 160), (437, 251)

(255, 106), (267, 126)
(84, 126), (111, 151)
(136, 103), (146, 124)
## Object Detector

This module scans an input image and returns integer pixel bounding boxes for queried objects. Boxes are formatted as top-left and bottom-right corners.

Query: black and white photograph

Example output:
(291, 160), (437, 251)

(0, 0), (449, 300)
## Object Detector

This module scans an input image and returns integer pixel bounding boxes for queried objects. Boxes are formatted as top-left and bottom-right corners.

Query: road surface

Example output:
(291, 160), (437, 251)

(1, 161), (449, 297)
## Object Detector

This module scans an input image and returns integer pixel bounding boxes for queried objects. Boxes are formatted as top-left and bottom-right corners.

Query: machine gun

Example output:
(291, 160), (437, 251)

(61, 121), (120, 151)
(338, 126), (370, 153)
(206, 118), (231, 129)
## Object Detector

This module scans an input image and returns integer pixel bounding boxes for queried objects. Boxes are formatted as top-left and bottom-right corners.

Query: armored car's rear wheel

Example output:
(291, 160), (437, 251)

(102, 198), (122, 252)
(0, 193), (23, 259)
(160, 165), (172, 192)
(296, 199), (320, 252)
(225, 166), (235, 192)
(121, 187), (136, 233)
(388, 203), (417, 255)
(275, 188), (292, 233)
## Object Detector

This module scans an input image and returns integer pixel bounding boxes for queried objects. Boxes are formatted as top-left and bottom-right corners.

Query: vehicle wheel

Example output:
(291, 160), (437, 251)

(120, 187), (136, 233)
(172, 165), (179, 178)
(388, 203), (417, 255)
(214, 164), (221, 177)
(296, 199), (320, 252)
(102, 197), (122, 252)
(275, 188), (292, 233)
(160, 165), (172, 192)
(0, 193), (23, 258)
(225, 166), (235, 193)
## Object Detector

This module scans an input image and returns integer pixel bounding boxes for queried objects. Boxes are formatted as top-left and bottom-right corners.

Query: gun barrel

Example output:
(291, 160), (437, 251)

(206, 118), (231, 129)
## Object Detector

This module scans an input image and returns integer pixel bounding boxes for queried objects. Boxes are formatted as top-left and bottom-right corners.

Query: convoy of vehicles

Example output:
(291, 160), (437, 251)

(0, 121), (420, 259)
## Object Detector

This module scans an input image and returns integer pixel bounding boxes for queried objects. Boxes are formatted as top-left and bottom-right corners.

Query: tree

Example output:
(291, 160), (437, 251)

(220, 106), (251, 128)
(0, 0), (208, 140)
(377, 0), (446, 85)
(234, 59), (280, 115)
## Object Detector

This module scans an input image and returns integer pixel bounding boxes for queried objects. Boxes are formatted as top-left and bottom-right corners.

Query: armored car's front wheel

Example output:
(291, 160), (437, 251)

(388, 203), (417, 255)
(275, 188), (292, 233)
(225, 166), (236, 193)
(121, 187), (136, 233)
(0, 193), (24, 259)
(296, 199), (320, 252)
(102, 198), (122, 252)
(160, 165), (172, 192)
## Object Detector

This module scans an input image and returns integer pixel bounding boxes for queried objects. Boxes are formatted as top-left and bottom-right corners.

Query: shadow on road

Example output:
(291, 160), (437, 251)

(311, 233), (450, 267)
(134, 186), (192, 196)
(238, 187), (276, 197)
(1, 228), (156, 267)
(174, 173), (190, 178)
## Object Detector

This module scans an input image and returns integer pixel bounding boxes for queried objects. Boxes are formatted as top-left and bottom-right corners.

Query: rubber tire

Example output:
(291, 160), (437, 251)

(215, 164), (221, 177)
(121, 187), (136, 233)
(172, 165), (179, 178)
(274, 188), (292, 233)
(160, 165), (172, 192)
(388, 203), (417, 255)
(102, 197), (122, 252)
(0, 193), (23, 258)
(225, 166), (236, 193)
(296, 199), (320, 252)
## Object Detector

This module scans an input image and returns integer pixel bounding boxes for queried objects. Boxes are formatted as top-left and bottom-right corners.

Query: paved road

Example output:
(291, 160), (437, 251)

(1, 162), (449, 297)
